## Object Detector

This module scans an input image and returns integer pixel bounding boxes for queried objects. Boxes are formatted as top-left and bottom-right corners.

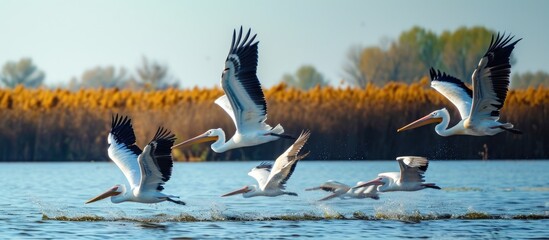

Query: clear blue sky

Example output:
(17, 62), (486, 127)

(1, 0), (548, 88)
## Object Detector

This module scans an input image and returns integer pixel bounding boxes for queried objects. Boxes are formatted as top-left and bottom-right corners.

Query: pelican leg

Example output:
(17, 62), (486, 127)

(167, 197), (186, 205)
(284, 192), (298, 196)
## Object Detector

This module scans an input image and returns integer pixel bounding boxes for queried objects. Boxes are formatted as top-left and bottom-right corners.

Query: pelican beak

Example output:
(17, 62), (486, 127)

(85, 186), (121, 204)
(397, 114), (442, 132)
(221, 186), (250, 197)
(171, 132), (219, 149)
(352, 178), (384, 189)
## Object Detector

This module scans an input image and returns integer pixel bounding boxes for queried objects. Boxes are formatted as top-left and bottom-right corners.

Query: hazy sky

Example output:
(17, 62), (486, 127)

(1, 0), (548, 88)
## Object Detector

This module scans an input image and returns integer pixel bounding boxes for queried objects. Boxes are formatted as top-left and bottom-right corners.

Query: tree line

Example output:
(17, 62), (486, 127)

(2, 26), (549, 90)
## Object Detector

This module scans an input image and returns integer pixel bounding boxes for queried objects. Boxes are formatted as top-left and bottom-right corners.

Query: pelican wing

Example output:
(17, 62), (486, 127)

(430, 68), (473, 119)
(306, 180), (350, 193)
(107, 115), (143, 189)
(396, 156), (428, 183)
(248, 162), (272, 189)
(221, 27), (271, 133)
(264, 131), (311, 191)
(214, 95), (237, 127)
(138, 127), (176, 192)
(469, 33), (521, 122)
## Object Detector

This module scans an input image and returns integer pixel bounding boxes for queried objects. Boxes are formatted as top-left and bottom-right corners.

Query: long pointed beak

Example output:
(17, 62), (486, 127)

(221, 186), (250, 197)
(397, 114), (442, 132)
(171, 133), (218, 149)
(352, 178), (384, 189)
(85, 186), (120, 204)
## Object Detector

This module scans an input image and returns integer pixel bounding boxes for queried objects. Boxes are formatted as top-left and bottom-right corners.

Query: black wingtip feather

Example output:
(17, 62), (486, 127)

(256, 161), (273, 171)
(482, 33), (521, 113)
(226, 27), (267, 115)
(429, 67), (473, 98)
(110, 114), (142, 156)
(149, 126), (177, 188)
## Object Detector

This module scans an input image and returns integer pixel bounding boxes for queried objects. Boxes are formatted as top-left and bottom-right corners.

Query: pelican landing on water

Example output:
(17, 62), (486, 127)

(86, 115), (185, 205)
(221, 131), (310, 198)
(398, 33), (522, 137)
(172, 27), (293, 153)
(306, 180), (380, 201)
(353, 156), (440, 192)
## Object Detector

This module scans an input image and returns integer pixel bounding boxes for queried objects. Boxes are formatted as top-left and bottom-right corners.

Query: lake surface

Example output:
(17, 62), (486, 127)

(1, 161), (548, 239)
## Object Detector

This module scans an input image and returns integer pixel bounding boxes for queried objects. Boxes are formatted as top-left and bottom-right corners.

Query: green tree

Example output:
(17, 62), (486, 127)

(72, 66), (129, 89)
(511, 71), (549, 88)
(343, 26), (513, 87)
(342, 45), (367, 87)
(135, 57), (179, 90)
(282, 65), (328, 90)
(439, 26), (495, 83)
(0, 58), (45, 88)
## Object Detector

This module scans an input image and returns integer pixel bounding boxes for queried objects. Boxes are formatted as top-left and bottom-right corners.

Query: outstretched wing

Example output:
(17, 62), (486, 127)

(396, 156), (429, 183)
(430, 68), (473, 120)
(138, 127), (176, 192)
(248, 162), (272, 190)
(264, 130), (311, 191)
(305, 180), (350, 193)
(469, 33), (521, 122)
(221, 27), (272, 133)
(107, 114), (143, 188)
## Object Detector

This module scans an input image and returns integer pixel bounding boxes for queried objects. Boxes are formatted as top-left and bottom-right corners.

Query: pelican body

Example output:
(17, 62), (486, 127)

(354, 156), (440, 192)
(173, 27), (292, 153)
(398, 33), (522, 136)
(221, 131), (311, 198)
(306, 180), (380, 201)
(86, 115), (185, 205)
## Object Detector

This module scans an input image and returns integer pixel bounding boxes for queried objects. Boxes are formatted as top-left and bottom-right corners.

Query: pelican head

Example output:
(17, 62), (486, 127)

(171, 128), (221, 149)
(221, 185), (257, 198)
(85, 184), (125, 204)
(397, 108), (446, 132)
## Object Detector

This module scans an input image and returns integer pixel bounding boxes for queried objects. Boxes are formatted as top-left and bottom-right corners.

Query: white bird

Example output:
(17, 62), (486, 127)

(86, 115), (185, 205)
(221, 130), (310, 198)
(397, 33), (522, 136)
(172, 27), (292, 153)
(353, 156), (440, 192)
(306, 180), (380, 201)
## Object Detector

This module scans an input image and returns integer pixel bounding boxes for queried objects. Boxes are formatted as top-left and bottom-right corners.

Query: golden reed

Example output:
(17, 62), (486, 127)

(1, 79), (547, 161)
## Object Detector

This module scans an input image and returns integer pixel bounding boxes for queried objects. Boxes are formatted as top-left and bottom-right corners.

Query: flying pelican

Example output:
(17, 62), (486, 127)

(353, 156), (440, 192)
(397, 33), (522, 136)
(306, 180), (380, 201)
(86, 115), (185, 205)
(221, 130), (310, 198)
(172, 27), (292, 153)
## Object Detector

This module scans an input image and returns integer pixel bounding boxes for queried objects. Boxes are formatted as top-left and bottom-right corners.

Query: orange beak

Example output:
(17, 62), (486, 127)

(397, 114), (442, 132)
(171, 133), (219, 149)
(85, 186), (121, 204)
(221, 186), (250, 197)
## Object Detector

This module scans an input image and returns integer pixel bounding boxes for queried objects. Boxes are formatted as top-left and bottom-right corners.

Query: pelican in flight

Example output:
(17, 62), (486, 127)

(353, 156), (440, 192)
(221, 131), (310, 198)
(398, 33), (522, 136)
(172, 27), (292, 153)
(86, 115), (185, 205)
(306, 180), (379, 201)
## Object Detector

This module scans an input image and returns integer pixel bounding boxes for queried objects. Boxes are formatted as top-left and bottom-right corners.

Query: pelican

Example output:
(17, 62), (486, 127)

(353, 156), (440, 192)
(172, 27), (292, 153)
(398, 33), (522, 136)
(306, 180), (380, 201)
(86, 115), (185, 205)
(221, 130), (310, 198)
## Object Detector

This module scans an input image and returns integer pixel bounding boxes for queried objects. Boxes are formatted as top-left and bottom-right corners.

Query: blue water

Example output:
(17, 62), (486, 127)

(1, 161), (548, 239)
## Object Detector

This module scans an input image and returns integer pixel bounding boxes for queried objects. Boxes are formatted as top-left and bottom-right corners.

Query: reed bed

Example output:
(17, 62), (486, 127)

(0, 80), (547, 161)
